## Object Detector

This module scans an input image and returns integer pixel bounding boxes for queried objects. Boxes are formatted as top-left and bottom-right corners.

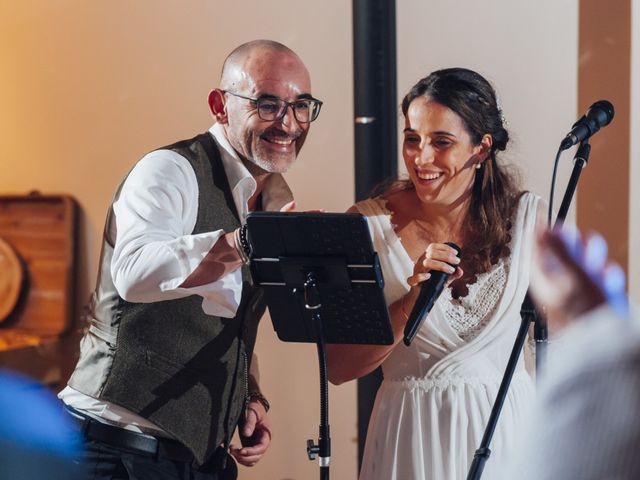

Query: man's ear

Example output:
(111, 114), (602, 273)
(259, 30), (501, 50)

(208, 89), (228, 124)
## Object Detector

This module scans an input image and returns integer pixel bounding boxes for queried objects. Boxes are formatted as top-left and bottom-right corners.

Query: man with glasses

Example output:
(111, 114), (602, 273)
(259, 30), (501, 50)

(59, 39), (321, 479)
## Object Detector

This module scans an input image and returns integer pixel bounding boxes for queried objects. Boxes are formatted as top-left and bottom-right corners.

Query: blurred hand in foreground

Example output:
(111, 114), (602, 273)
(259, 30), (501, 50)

(530, 226), (627, 331)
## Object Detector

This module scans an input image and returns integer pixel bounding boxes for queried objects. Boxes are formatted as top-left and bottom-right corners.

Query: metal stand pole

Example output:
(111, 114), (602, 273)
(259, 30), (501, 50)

(304, 272), (331, 480)
(536, 140), (591, 376)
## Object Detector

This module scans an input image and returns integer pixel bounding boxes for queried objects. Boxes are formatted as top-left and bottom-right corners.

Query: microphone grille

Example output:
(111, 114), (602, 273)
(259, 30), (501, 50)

(589, 100), (615, 126)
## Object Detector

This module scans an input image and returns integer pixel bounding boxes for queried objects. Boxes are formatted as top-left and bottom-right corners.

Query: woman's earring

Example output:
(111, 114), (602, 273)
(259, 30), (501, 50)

(475, 163), (482, 170)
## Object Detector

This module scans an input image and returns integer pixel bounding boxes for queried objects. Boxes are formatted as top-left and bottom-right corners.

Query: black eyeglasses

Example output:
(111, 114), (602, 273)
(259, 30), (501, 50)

(224, 91), (323, 123)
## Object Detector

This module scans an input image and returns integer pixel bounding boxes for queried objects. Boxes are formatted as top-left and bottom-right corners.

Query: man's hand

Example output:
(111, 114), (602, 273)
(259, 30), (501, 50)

(229, 400), (272, 467)
(279, 200), (325, 214)
(280, 200), (296, 212)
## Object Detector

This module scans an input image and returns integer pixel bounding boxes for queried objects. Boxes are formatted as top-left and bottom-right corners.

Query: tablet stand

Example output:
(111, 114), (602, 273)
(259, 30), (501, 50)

(246, 212), (394, 480)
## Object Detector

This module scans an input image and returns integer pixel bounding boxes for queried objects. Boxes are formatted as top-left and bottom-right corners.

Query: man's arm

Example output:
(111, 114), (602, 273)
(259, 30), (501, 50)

(179, 231), (243, 288)
(110, 150), (244, 316)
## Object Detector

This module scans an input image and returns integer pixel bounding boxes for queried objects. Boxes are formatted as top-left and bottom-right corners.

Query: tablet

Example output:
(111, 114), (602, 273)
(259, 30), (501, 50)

(246, 211), (393, 345)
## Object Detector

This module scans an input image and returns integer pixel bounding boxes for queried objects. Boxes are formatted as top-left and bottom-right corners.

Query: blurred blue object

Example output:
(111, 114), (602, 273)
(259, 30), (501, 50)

(558, 227), (629, 318)
(0, 369), (84, 479)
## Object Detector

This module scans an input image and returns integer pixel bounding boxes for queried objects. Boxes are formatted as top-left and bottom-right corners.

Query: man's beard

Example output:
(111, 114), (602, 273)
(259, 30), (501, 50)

(249, 150), (297, 173)
(249, 128), (305, 173)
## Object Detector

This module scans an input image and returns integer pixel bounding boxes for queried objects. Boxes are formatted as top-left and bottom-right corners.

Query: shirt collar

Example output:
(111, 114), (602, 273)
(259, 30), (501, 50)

(209, 123), (294, 220)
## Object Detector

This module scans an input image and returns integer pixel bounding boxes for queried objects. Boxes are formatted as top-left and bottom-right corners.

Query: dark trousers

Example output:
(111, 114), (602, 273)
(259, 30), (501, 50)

(80, 438), (237, 480)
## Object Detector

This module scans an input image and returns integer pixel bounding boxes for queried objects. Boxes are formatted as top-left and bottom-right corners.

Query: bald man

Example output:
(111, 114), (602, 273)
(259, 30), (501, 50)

(59, 40), (322, 479)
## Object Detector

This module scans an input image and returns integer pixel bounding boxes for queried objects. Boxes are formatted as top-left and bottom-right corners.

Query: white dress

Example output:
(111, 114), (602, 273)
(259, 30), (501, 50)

(357, 192), (540, 480)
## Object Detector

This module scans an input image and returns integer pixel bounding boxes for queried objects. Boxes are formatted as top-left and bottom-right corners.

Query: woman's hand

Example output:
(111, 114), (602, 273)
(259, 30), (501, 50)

(406, 242), (463, 291)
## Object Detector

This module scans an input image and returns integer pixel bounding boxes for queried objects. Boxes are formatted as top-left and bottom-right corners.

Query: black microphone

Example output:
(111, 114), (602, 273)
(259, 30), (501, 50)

(559, 100), (614, 151)
(403, 242), (461, 346)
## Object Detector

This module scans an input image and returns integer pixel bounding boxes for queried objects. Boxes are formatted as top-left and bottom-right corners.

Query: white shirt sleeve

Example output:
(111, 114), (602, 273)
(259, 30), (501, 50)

(110, 149), (241, 317)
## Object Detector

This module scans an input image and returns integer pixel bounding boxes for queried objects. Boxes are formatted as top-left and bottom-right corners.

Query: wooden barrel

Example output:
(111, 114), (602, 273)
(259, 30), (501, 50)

(0, 237), (23, 323)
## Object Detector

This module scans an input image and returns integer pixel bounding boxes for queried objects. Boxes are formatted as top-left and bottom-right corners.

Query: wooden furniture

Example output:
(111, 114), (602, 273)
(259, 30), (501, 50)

(0, 237), (24, 322)
(0, 193), (78, 385)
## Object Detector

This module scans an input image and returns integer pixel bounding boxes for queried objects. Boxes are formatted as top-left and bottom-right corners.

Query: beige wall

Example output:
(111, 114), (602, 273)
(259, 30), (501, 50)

(397, 0), (579, 208)
(1, 1), (638, 479)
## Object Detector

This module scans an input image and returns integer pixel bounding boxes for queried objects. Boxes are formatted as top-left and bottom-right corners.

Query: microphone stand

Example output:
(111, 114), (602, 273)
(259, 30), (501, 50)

(466, 140), (591, 480)
(466, 299), (536, 480)
(556, 140), (590, 225)
(534, 140), (591, 373)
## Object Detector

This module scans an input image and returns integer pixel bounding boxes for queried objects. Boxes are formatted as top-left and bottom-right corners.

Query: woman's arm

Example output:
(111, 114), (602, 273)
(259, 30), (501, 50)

(326, 226), (461, 384)
(326, 289), (418, 385)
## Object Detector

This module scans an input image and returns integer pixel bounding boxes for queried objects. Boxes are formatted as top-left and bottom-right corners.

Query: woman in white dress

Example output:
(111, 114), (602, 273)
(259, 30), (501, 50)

(327, 68), (544, 479)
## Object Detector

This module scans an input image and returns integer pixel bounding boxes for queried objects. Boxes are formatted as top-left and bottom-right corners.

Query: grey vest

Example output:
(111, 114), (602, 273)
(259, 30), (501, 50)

(73, 133), (265, 466)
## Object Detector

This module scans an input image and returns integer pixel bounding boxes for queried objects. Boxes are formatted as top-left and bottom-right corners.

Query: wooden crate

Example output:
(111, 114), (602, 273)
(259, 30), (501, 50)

(0, 192), (78, 382)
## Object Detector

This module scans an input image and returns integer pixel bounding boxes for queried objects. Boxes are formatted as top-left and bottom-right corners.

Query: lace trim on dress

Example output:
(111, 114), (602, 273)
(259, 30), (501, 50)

(372, 194), (514, 342)
(443, 254), (511, 341)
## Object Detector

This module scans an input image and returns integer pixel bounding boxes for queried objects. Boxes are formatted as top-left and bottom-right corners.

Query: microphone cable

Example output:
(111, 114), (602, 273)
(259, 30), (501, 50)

(547, 145), (563, 228)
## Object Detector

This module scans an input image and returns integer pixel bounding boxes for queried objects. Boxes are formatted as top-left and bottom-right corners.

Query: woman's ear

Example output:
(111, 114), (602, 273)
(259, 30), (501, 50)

(473, 134), (493, 166)
(208, 89), (228, 124)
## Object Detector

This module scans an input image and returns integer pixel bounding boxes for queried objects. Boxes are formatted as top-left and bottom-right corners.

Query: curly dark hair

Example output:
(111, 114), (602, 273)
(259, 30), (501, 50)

(393, 68), (523, 289)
